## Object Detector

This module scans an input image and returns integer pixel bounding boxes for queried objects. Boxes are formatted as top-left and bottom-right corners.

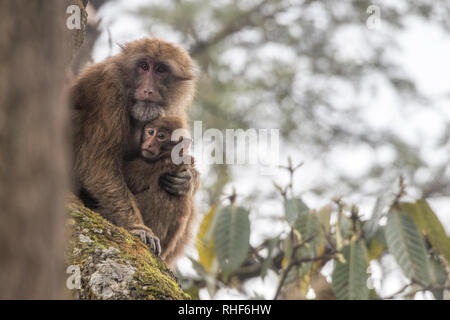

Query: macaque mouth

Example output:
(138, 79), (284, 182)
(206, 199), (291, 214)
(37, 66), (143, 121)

(141, 149), (158, 161)
(131, 96), (165, 107)
(130, 98), (166, 122)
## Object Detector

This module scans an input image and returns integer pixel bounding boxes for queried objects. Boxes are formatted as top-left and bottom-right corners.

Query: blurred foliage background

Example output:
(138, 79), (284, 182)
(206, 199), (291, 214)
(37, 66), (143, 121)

(78, 0), (450, 299)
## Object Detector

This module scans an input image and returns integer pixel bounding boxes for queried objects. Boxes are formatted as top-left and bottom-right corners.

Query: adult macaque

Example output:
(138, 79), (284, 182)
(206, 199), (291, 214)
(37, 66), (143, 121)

(71, 38), (196, 252)
(123, 117), (199, 266)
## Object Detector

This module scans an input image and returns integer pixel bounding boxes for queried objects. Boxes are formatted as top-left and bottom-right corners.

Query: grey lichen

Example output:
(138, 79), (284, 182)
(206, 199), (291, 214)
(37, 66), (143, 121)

(66, 194), (190, 300)
(89, 258), (135, 299)
(79, 234), (93, 243)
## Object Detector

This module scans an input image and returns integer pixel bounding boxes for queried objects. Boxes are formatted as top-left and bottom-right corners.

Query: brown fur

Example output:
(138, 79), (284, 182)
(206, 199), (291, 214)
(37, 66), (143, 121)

(71, 38), (195, 239)
(123, 117), (199, 266)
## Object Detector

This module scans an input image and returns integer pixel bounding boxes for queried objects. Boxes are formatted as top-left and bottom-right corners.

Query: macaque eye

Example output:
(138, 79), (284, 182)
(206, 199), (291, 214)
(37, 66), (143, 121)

(155, 63), (168, 74)
(140, 62), (150, 71)
(147, 129), (155, 135)
(157, 132), (166, 140)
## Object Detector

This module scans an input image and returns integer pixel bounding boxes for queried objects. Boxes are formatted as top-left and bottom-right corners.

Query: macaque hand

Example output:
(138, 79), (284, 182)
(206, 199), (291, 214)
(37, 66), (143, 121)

(159, 167), (192, 197)
(130, 225), (161, 256)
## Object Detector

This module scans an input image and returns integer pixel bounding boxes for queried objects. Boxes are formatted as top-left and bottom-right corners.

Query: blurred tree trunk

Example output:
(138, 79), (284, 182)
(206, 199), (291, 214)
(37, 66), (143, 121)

(70, 0), (109, 75)
(0, 0), (86, 299)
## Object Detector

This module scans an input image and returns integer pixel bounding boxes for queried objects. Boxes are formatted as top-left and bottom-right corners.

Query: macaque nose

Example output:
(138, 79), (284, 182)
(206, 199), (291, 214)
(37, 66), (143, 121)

(144, 89), (153, 95)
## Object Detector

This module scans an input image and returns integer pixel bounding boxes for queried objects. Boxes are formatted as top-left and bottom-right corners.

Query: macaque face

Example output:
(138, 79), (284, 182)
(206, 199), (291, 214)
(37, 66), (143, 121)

(130, 58), (171, 122)
(134, 58), (169, 103)
(115, 38), (194, 122)
(141, 125), (172, 162)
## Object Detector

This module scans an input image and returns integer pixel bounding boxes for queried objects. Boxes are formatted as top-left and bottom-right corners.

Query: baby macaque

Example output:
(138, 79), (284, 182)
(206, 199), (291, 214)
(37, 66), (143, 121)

(123, 117), (199, 266)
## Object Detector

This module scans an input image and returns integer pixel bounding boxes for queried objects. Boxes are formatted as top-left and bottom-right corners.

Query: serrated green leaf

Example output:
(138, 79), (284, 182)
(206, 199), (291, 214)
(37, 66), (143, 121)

(317, 204), (332, 234)
(385, 209), (432, 286)
(400, 200), (450, 264)
(294, 212), (322, 247)
(261, 236), (279, 279)
(196, 205), (217, 272)
(294, 212), (322, 277)
(282, 236), (293, 269)
(213, 205), (250, 273)
(430, 257), (448, 300)
(364, 194), (393, 241)
(316, 205), (332, 259)
(284, 197), (309, 226)
(373, 226), (387, 246)
(368, 238), (384, 261)
(332, 240), (369, 300)
(367, 227), (386, 261)
(338, 215), (353, 240)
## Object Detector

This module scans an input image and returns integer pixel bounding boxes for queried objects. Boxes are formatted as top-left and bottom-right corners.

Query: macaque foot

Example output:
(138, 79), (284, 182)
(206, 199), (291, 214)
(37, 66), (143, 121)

(159, 169), (191, 197)
(130, 227), (161, 256)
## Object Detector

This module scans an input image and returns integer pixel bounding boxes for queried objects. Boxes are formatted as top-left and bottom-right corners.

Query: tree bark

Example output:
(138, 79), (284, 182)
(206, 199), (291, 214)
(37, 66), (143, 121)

(67, 195), (189, 300)
(0, 1), (82, 299)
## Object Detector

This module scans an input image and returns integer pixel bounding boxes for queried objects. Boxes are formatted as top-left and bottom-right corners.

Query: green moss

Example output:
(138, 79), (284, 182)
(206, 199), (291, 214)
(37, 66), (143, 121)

(67, 194), (190, 300)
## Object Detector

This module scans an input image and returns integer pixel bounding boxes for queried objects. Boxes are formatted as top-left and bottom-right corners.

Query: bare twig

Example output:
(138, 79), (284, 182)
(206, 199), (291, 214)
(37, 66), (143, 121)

(334, 197), (344, 250)
(383, 279), (450, 300)
(250, 245), (265, 265)
(383, 282), (412, 299)
(350, 205), (362, 241)
(321, 224), (337, 251)
(279, 157), (303, 197)
(392, 175), (407, 208)
(273, 234), (317, 300)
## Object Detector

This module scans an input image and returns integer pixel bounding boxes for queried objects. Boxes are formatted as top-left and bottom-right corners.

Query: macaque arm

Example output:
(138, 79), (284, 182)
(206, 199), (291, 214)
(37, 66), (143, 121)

(76, 149), (140, 226)
(123, 158), (161, 194)
(190, 166), (200, 194)
(78, 155), (162, 255)
(159, 162), (200, 197)
(71, 69), (141, 227)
